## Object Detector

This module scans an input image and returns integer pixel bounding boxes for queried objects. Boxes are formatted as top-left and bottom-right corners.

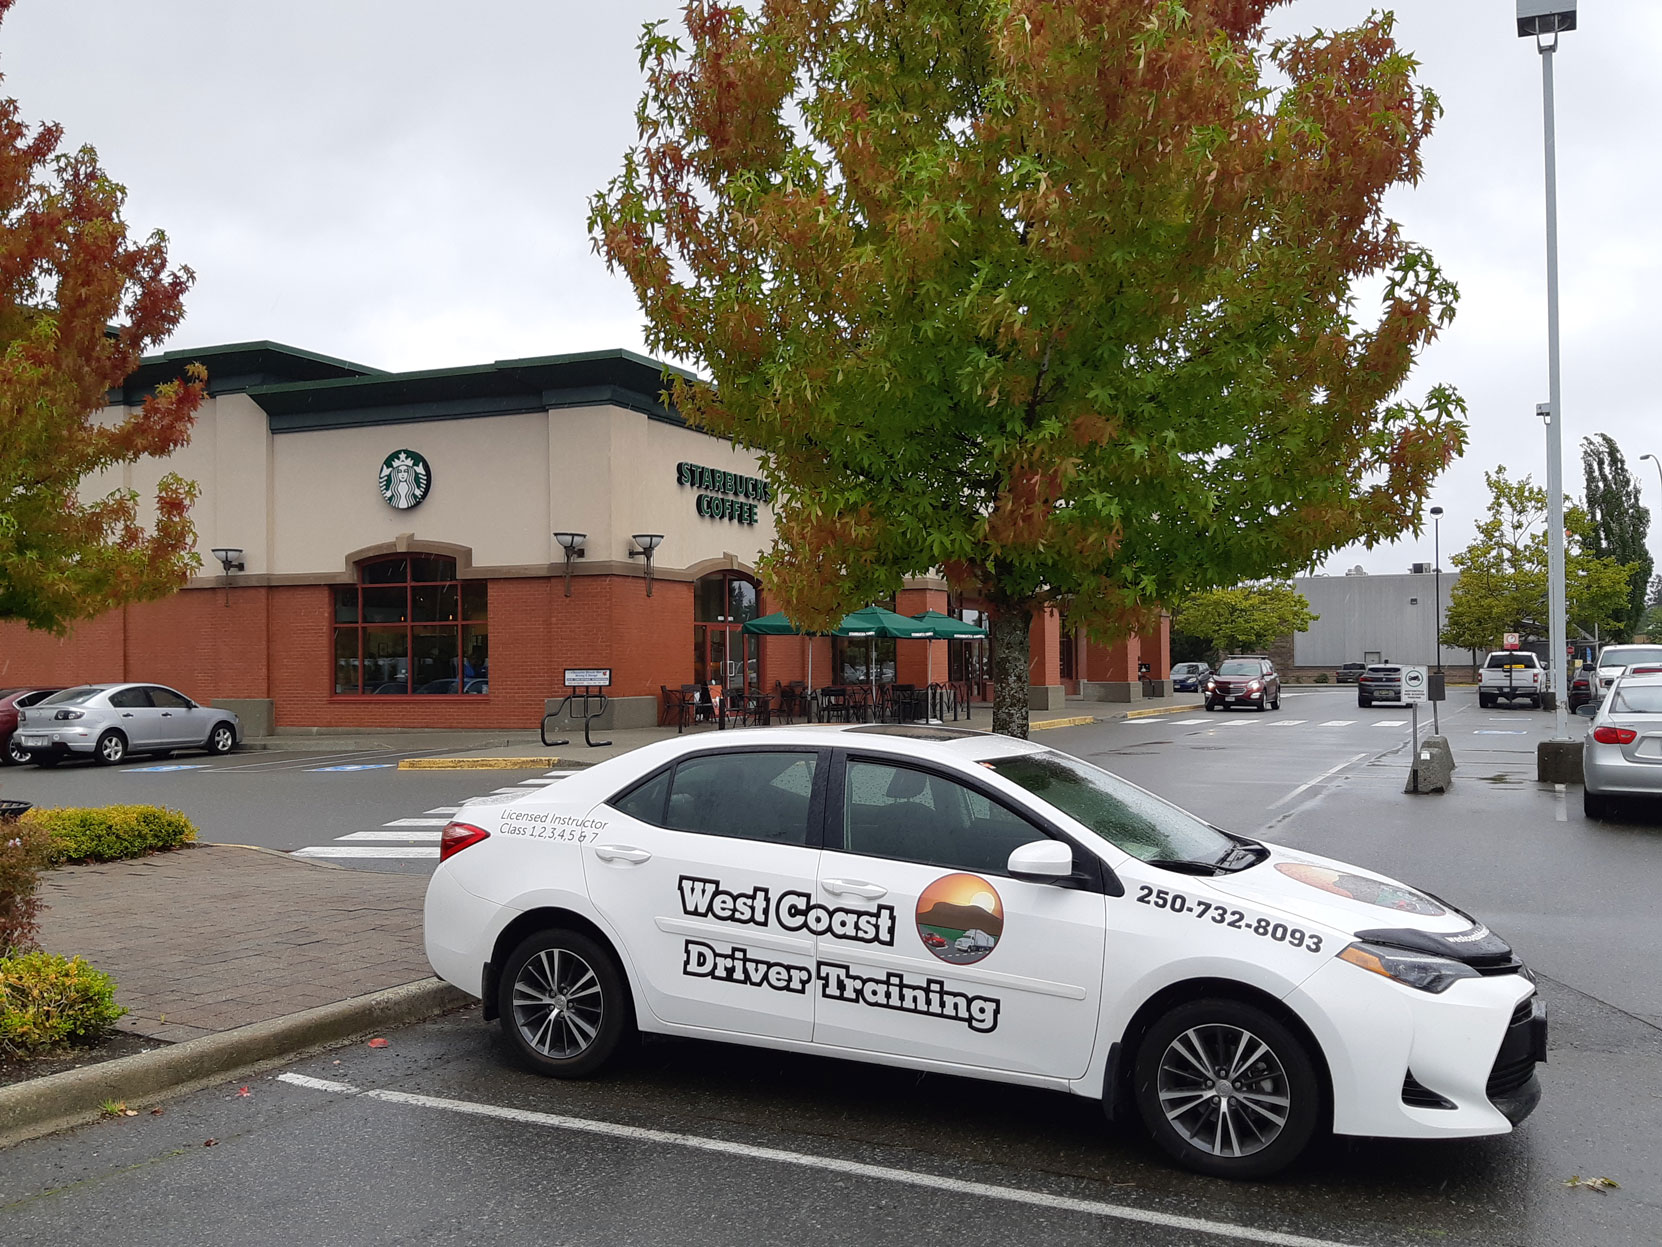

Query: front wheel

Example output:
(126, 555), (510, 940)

(95, 730), (128, 766)
(497, 928), (632, 1078)
(1133, 998), (1322, 1180)
(1204, 701), (1216, 712)
(1270, 694), (1281, 711)
(205, 722), (237, 755)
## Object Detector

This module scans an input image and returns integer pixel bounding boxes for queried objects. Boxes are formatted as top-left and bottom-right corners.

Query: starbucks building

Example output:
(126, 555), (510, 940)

(0, 341), (1168, 734)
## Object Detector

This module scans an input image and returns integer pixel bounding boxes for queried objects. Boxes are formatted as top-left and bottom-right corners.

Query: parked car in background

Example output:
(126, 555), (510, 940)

(1478, 651), (1544, 709)
(1582, 670), (1662, 820)
(1569, 663), (1595, 713)
(1204, 656), (1280, 712)
(1591, 644), (1662, 700)
(1, 688), (63, 765)
(14, 683), (240, 766)
(1170, 662), (1212, 692)
(1356, 664), (1402, 708)
(1334, 662), (1367, 684)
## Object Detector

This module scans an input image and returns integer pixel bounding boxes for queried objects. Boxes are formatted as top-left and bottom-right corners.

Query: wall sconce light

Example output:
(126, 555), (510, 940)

(553, 531), (586, 597)
(211, 547), (245, 574)
(628, 533), (664, 597)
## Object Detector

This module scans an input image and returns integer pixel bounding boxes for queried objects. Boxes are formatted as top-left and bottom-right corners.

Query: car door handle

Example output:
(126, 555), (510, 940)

(120, 712), (135, 718)
(593, 845), (651, 864)
(161, 712), (173, 717)
(822, 878), (887, 900)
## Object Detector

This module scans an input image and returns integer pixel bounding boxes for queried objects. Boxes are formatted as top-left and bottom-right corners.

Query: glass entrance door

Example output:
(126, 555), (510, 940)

(693, 572), (762, 695)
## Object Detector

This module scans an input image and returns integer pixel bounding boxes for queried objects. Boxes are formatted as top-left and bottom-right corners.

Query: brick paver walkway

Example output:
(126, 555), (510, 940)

(36, 845), (432, 1044)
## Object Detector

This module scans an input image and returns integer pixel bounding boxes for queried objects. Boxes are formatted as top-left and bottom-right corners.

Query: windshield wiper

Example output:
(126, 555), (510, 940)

(1142, 857), (1227, 876)
(1212, 843), (1267, 871)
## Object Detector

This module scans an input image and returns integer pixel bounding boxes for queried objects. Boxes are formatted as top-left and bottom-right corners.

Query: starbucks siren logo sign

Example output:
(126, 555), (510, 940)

(378, 450), (431, 510)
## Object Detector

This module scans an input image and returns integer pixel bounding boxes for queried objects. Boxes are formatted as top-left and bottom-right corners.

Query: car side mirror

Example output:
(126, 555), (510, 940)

(1007, 839), (1074, 881)
(1575, 703), (1597, 717)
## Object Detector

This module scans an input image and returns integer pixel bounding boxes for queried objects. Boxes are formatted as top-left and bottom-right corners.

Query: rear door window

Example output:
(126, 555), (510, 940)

(107, 687), (153, 709)
(663, 751), (820, 846)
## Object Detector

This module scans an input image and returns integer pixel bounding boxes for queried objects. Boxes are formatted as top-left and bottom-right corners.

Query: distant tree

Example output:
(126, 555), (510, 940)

(1442, 468), (1633, 652)
(0, 0), (204, 634)
(1581, 433), (1652, 641)
(1173, 582), (1316, 661)
(592, 1), (1466, 737)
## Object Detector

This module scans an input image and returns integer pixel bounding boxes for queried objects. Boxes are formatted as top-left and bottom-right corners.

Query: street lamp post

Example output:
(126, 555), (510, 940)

(1641, 452), (1662, 499)
(1430, 506), (1443, 735)
(1518, 0), (1576, 748)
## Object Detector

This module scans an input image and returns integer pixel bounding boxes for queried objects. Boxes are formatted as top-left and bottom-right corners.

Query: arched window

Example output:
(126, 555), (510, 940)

(693, 570), (760, 693)
(333, 555), (487, 695)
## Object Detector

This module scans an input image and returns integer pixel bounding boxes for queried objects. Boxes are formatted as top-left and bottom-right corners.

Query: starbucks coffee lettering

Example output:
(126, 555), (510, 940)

(677, 461), (770, 526)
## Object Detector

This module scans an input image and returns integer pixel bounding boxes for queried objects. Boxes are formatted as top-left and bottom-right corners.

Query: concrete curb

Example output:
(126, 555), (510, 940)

(398, 757), (568, 770)
(1122, 703), (1205, 720)
(1028, 716), (1099, 731)
(0, 978), (469, 1148)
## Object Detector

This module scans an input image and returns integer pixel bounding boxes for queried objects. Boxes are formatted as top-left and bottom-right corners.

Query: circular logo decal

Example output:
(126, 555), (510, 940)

(378, 449), (431, 510)
(1274, 862), (1445, 916)
(916, 873), (1004, 964)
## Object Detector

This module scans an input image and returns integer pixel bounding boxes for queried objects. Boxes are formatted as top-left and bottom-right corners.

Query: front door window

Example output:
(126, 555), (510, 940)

(693, 571), (760, 694)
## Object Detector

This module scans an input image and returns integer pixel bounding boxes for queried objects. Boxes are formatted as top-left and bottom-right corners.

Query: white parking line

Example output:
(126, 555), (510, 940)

(337, 830), (443, 841)
(1318, 720), (1356, 727)
(293, 846), (439, 859)
(382, 817), (451, 827)
(275, 1075), (1360, 1247)
(1267, 753), (1369, 811)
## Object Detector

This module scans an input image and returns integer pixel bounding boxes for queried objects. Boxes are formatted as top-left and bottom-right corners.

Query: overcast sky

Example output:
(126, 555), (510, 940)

(5, 1), (1659, 577)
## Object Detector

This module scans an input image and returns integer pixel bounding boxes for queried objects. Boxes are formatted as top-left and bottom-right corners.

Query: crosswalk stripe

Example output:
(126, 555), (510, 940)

(1169, 718), (1211, 724)
(1319, 720), (1356, 727)
(1265, 720), (1307, 726)
(517, 777), (563, 785)
(338, 830), (443, 841)
(294, 846), (439, 859)
(382, 817), (452, 827)
(1372, 720), (1407, 727)
(424, 806), (461, 815)
(492, 787), (537, 795)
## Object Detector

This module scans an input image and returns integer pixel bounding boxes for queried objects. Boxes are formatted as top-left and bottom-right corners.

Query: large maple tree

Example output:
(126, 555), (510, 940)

(0, 0), (204, 634)
(592, 0), (1467, 736)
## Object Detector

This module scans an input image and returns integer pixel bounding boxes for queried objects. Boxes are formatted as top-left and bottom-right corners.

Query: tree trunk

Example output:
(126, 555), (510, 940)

(990, 602), (1034, 739)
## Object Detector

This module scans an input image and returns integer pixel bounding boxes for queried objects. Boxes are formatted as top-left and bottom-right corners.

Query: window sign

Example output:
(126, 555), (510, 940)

(676, 461), (770, 526)
(379, 450), (432, 510)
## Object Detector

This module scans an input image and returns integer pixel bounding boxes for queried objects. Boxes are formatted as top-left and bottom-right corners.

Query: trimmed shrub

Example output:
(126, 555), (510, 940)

(21, 805), (197, 866)
(0, 951), (126, 1057)
(1, 816), (51, 955)
(1314, 672), (1330, 683)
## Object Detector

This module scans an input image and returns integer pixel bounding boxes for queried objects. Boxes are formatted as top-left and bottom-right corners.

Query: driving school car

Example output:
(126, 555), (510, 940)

(424, 724), (1544, 1180)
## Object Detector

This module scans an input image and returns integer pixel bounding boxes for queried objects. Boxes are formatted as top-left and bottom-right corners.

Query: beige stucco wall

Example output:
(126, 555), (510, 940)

(96, 394), (775, 583)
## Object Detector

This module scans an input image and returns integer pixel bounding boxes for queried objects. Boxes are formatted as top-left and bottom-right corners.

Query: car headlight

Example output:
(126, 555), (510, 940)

(1246, 680), (1262, 692)
(54, 709), (84, 721)
(1338, 942), (1480, 994)
(1204, 680), (1215, 690)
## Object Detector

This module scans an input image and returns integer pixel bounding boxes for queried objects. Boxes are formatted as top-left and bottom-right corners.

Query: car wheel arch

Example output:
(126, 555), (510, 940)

(1105, 976), (1333, 1127)
(484, 906), (634, 1023)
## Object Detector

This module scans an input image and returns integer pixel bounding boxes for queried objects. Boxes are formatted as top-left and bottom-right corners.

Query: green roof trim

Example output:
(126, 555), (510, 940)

(113, 340), (384, 403)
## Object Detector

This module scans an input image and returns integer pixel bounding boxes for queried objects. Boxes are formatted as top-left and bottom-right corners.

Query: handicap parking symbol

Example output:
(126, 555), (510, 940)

(309, 763), (398, 772)
(125, 764), (209, 773)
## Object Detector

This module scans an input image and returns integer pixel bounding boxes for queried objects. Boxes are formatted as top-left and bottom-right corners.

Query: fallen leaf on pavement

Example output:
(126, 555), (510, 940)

(149, 1108), (164, 1116)
(122, 1109), (138, 1117)
(203, 1138), (219, 1147)
(236, 1086), (251, 1097)
(367, 1038), (389, 1048)
(1565, 1175), (1619, 1193)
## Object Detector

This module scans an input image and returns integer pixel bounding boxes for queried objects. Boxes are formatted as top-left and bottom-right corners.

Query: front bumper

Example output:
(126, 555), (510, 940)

(1289, 958), (1543, 1140)
(1583, 743), (1662, 797)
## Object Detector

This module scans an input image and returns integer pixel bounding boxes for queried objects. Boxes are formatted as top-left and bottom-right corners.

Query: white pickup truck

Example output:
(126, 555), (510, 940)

(1478, 650), (1544, 709)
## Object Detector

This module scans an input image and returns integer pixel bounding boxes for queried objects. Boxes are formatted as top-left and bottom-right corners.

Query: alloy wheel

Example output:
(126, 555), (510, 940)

(98, 733), (126, 764)
(210, 725), (235, 753)
(1155, 1023), (1292, 1159)
(5, 736), (28, 765)
(511, 947), (605, 1060)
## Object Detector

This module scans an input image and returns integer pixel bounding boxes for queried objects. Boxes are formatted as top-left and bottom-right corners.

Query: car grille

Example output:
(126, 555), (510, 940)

(1401, 1072), (1456, 1110)
(1486, 992), (1544, 1100)
(1487, 1055), (1537, 1099)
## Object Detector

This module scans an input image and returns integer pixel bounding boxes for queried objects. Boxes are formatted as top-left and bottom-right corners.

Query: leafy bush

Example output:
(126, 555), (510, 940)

(0, 951), (126, 1056)
(1, 816), (51, 955)
(20, 805), (197, 866)
(1315, 672), (1330, 683)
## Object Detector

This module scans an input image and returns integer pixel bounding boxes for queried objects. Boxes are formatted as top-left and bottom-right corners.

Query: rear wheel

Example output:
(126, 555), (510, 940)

(497, 928), (632, 1078)
(1358, 695), (1371, 709)
(3, 735), (29, 766)
(1133, 998), (1322, 1180)
(1583, 789), (1616, 821)
(94, 730), (128, 766)
(1478, 692), (1493, 709)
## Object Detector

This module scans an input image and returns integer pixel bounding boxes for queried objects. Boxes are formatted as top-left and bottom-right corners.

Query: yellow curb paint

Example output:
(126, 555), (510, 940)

(1029, 716), (1098, 731)
(398, 757), (565, 770)
(1123, 704), (1205, 720)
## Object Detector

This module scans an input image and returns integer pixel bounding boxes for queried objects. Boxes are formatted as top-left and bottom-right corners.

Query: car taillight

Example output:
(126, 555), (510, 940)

(439, 821), (490, 862)
(54, 709), (84, 720)
(1593, 726), (1637, 745)
(1630, 665), (1662, 675)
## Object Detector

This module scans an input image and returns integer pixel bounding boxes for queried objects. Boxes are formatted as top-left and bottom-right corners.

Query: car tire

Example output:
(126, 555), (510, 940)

(1270, 694), (1281, 710)
(1478, 693), (1492, 709)
(205, 722), (237, 755)
(94, 731), (128, 766)
(1133, 997), (1322, 1180)
(498, 928), (633, 1079)
(1204, 701), (1216, 712)
(1583, 789), (1615, 821)
(1358, 696), (1371, 709)
(3, 735), (29, 766)
(1531, 696), (1543, 710)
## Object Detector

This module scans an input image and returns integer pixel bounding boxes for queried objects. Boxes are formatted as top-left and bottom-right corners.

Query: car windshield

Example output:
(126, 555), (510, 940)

(1601, 647), (1662, 670)
(39, 686), (102, 706)
(984, 751), (1237, 865)
(1486, 654), (1537, 669)
(1217, 660), (1260, 676)
(1610, 685), (1662, 715)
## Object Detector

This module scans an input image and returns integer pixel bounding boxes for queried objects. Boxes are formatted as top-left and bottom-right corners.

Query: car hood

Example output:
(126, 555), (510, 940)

(1199, 842), (1516, 966)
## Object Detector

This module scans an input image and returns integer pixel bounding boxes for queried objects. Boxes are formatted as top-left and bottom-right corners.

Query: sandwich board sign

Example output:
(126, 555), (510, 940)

(1402, 666), (1429, 704)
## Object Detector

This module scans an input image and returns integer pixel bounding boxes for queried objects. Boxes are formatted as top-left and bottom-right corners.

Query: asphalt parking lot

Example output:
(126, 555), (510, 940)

(4, 686), (1659, 1245)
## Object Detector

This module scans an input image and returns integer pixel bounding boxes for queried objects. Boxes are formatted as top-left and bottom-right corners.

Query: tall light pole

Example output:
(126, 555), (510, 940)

(1641, 452), (1662, 499)
(1430, 506), (1444, 735)
(1518, 0), (1576, 746)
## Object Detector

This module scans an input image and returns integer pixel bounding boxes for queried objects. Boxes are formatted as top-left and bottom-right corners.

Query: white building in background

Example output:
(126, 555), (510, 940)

(1292, 572), (1472, 669)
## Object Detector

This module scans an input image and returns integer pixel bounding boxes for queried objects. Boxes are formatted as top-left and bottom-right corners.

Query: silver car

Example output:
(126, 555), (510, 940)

(15, 683), (241, 766)
(1582, 671), (1662, 820)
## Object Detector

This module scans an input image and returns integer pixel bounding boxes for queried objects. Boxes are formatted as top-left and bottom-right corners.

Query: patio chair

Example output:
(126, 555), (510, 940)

(661, 685), (695, 733)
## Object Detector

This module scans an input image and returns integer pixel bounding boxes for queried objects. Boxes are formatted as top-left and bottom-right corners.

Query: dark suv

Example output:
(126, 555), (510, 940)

(1204, 656), (1281, 712)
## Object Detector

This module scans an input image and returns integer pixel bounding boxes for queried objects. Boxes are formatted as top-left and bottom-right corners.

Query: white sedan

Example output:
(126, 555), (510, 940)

(424, 724), (1544, 1179)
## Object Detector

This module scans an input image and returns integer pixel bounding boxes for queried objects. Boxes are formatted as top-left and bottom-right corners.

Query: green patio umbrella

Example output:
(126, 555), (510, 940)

(834, 607), (935, 709)
(910, 609), (987, 686)
(740, 611), (818, 693)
